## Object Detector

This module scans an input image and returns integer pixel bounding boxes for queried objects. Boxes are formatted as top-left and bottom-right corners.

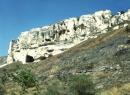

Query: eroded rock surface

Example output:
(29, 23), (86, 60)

(7, 9), (130, 63)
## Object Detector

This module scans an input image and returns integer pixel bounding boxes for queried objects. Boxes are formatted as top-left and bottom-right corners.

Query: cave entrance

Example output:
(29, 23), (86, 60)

(26, 55), (34, 62)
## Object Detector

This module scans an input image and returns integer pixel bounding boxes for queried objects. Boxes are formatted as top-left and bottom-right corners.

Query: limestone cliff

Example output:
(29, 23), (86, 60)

(7, 9), (130, 64)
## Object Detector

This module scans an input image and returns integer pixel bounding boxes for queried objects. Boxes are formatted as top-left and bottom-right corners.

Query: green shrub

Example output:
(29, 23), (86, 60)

(0, 69), (9, 85)
(73, 24), (78, 31)
(44, 86), (60, 95)
(0, 84), (6, 95)
(67, 74), (95, 95)
(120, 10), (125, 14)
(126, 25), (130, 33)
(44, 78), (67, 95)
(11, 69), (38, 92)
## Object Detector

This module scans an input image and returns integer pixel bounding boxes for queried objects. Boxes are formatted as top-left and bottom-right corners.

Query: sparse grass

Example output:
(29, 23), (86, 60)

(67, 74), (95, 95)
(93, 72), (112, 78)
(98, 83), (130, 95)
(43, 78), (67, 95)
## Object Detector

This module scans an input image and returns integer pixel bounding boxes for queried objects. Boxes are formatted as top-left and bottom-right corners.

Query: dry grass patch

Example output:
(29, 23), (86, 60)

(94, 72), (112, 78)
(98, 83), (130, 95)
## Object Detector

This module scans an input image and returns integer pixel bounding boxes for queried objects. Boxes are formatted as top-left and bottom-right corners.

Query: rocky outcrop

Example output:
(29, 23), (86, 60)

(0, 56), (7, 68)
(7, 9), (130, 64)
(0, 56), (7, 65)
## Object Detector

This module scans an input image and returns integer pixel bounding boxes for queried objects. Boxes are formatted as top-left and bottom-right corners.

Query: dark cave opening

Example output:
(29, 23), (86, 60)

(26, 55), (34, 62)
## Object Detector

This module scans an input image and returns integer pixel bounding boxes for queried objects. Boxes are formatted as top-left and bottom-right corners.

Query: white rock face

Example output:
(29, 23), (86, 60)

(7, 9), (130, 64)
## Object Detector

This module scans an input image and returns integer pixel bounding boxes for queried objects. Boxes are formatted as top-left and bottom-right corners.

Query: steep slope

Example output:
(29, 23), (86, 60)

(1, 25), (130, 95)
(31, 24), (130, 90)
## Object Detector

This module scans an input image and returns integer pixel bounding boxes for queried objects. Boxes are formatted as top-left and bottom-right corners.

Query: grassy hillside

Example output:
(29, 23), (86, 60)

(0, 25), (130, 95)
